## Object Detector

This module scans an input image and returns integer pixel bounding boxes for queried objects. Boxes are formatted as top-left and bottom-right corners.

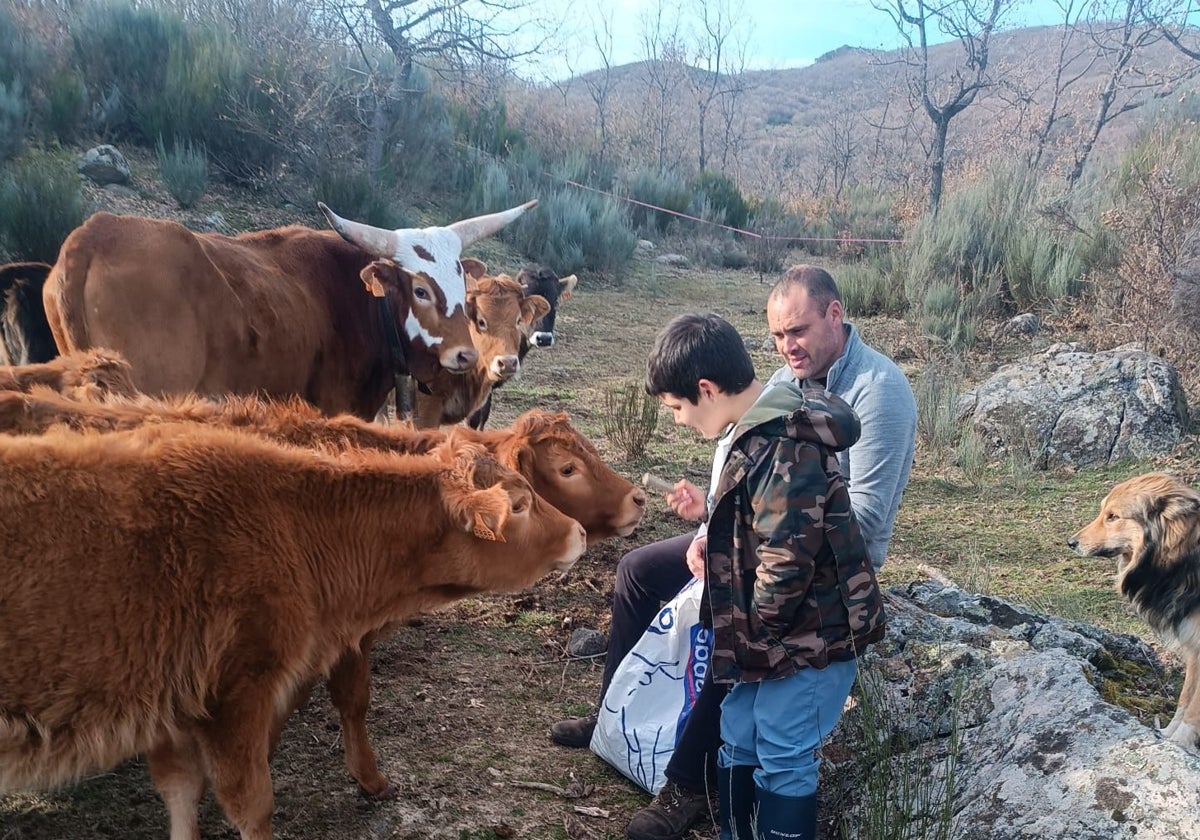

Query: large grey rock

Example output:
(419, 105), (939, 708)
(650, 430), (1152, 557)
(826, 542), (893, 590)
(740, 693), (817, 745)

(956, 343), (1188, 467)
(77, 145), (130, 186)
(848, 581), (1200, 839)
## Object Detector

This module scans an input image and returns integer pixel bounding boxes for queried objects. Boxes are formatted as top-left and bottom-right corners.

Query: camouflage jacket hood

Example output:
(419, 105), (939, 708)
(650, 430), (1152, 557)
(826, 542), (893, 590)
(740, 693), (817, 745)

(703, 380), (886, 683)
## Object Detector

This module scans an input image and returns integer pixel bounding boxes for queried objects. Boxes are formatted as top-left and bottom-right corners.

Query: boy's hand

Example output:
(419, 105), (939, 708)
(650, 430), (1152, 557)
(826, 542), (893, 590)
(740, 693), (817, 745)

(686, 536), (707, 580)
(666, 479), (706, 521)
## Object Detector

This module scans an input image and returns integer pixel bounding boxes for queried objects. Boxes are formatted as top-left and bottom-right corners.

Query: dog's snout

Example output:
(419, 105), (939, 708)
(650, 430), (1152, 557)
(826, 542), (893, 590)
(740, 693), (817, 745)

(1066, 536), (1079, 550)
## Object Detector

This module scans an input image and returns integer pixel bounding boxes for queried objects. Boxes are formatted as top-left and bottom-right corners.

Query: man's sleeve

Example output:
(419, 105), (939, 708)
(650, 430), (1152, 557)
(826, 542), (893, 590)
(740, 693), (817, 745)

(845, 372), (917, 563)
(747, 439), (826, 637)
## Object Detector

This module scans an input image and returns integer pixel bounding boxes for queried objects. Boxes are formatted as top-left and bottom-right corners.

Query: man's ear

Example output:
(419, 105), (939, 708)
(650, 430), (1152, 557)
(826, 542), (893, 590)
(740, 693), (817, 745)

(827, 299), (844, 322)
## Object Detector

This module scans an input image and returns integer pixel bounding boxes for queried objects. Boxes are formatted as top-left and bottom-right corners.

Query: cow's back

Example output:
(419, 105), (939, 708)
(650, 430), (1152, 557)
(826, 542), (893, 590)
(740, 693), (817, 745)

(43, 214), (382, 412)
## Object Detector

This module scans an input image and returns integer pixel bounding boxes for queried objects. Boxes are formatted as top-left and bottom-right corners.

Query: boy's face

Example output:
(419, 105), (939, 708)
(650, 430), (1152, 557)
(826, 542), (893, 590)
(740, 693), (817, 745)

(659, 380), (727, 440)
(767, 287), (845, 381)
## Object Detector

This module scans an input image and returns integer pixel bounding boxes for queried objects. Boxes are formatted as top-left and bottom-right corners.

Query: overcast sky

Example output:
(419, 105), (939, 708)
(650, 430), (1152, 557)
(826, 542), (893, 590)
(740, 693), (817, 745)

(514, 0), (1089, 81)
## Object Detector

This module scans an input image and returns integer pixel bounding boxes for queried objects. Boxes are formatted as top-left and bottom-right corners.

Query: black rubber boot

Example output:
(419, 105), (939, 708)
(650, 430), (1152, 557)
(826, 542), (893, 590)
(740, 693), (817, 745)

(717, 765), (756, 840)
(755, 787), (818, 840)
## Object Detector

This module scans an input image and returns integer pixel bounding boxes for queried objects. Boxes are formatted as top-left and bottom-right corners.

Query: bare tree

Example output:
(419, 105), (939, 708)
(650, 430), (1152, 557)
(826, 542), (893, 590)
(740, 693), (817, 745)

(325, 0), (547, 174)
(575, 8), (618, 172)
(872, 0), (1019, 211)
(813, 94), (864, 200)
(638, 0), (689, 174)
(682, 0), (748, 172)
(1064, 0), (1193, 186)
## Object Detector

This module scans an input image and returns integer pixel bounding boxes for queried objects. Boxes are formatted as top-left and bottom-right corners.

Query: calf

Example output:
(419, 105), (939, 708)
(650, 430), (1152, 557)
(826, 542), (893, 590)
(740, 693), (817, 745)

(467, 265), (577, 429)
(0, 261), (57, 365)
(0, 423), (585, 840)
(414, 268), (549, 428)
(0, 388), (645, 798)
(0, 348), (137, 400)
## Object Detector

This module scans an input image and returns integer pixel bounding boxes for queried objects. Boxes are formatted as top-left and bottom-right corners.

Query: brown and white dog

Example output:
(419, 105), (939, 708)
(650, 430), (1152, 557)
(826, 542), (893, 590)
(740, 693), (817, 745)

(1068, 472), (1200, 753)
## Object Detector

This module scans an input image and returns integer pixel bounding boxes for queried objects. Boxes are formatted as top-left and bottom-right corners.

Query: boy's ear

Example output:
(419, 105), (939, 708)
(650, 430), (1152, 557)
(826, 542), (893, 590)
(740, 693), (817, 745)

(697, 378), (719, 401)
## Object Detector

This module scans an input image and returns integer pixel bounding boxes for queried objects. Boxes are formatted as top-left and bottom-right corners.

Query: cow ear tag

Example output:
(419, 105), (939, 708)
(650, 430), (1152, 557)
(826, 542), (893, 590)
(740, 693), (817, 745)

(473, 513), (505, 542)
(367, 277), (387, 298)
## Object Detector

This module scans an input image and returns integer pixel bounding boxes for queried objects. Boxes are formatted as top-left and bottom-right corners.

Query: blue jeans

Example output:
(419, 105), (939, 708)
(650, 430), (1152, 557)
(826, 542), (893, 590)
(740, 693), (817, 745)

(717, 659), (858, 797)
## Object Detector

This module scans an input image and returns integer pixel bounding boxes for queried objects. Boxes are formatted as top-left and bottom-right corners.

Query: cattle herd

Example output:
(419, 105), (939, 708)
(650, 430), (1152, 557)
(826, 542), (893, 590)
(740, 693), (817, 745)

(0, 204), (640, 840)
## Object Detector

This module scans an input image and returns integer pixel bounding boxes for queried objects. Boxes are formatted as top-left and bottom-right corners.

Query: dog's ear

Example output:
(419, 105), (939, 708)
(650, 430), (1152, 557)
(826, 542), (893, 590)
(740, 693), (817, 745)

(1154, 488), (1200, 522)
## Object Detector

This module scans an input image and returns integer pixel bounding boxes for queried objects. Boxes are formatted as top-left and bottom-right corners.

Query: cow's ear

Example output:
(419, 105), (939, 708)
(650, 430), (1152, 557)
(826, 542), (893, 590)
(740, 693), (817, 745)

(520, 294), (550, 325)
(460, 257), (487, 281)
(359, 260), (389, 298)
(558, 273), (578, 300)
(468, 485), (510, 542)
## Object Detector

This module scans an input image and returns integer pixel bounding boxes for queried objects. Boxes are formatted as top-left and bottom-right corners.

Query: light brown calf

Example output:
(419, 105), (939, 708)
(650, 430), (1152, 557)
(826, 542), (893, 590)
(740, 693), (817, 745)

(0, 348), (137, 400)
(0, 388), (645, 797)
(414, 268), (550, 427)
(0, 423), (585, 839)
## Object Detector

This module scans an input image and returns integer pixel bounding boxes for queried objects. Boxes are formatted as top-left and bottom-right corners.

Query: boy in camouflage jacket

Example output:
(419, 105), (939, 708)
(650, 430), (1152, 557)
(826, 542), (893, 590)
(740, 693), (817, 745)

(645, 312), (885, 840)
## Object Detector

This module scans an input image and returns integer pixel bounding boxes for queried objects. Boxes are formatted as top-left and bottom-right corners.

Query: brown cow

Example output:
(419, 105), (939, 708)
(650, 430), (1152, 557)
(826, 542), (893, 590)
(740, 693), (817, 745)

(42, 200), (535, 419)
(0, 348), (137, 401)
(0, 387), (646, 797)
(414, 266), (550, 428)
(0, 423), (585, 840)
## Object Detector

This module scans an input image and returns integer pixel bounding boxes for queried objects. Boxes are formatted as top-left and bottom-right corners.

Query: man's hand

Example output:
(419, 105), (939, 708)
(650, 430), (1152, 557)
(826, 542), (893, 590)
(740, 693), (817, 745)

(666, 479), (706, 521)
(686, 536), (707, 580)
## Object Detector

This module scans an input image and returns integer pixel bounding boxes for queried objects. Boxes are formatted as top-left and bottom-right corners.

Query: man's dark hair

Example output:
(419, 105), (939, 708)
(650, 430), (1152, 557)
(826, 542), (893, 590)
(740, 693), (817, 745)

(645, 312), (755, 403)
(768, 264), (842, 316)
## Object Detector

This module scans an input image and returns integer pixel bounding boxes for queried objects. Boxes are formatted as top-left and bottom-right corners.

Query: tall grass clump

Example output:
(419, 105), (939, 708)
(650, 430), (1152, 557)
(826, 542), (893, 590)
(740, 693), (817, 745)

(900, 165), (1083, 315)
(39, 68), (87, 144)
(0, 149), (86, 262)
(313, 162), (410, 230)
(837, 256), (907, 317)
(471, 157), (635, 276)
(73, 1), (181, 139)
(601, 381), (659, 460)
(836, 667), (961, 840)
(625, 168), (691, 235)
(745, 196), (805, 278)
(913, 365), (963, 464)
(0, 80), (28, 162)
(156, 135), (208, 208)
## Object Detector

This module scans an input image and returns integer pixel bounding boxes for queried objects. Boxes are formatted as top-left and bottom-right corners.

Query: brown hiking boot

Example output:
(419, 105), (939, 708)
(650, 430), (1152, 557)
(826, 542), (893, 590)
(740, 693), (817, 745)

(549, 713), (597, 748)
(626, 780), (711, 840)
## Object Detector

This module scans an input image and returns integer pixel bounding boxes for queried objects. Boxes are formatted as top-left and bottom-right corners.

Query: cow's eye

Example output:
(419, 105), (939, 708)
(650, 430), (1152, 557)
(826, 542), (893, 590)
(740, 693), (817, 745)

(477, 317), (488, 331)
(560, 464), (576, 477)
(414, 286), (430, 300)
(511, 495), (529, 514)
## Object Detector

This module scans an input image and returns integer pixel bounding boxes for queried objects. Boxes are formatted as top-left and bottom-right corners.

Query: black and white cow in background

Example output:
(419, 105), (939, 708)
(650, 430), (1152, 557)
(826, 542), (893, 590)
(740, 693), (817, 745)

(0, 262), (57, 366)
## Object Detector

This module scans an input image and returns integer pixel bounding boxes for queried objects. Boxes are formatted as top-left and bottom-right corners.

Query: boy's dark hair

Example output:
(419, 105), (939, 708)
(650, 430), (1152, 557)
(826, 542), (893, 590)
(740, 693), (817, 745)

(768, 264), (842, 316)
(645, 312), (755, 403)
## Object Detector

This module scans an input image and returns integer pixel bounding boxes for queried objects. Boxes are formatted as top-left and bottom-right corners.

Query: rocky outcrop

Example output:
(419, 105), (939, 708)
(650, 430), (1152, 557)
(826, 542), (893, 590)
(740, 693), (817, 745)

(838, 581), (1200, 839)
(956, 343), (1188, 467)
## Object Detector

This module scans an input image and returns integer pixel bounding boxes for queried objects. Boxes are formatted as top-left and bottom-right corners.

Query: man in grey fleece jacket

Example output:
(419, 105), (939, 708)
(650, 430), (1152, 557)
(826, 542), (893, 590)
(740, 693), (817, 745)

(552, 264), (917, 840)
(765, 264), (917, 570)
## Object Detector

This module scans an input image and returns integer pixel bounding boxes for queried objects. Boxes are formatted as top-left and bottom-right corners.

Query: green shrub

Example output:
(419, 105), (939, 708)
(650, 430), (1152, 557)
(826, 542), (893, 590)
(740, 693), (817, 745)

(156, 135), (208, 209)
(140, 26), (282, 183)
(625, 169), (691, 235)
(745, 196), (805, 277)
(919, 281), (982, 351)
(0, 149), (86, 262)
(899, 165), (1083, 314)
(73, 1), (182, 138)
(913, 365), (963, 464)
(687, 169), (749, 229)
(313, 162), (410, 230)
(0, 79), (28, 162)
(383, 69), (454, 192)
(837, 259), (907, 318)
(0, 6), (39, 89)
(602, 381), (660, 460)
(39, 68), (87, 144)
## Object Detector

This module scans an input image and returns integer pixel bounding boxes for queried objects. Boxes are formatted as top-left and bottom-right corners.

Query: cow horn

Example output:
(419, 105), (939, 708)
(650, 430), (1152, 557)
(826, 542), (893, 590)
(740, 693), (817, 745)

(447, 200), (538, 248)
(317, 202), (399, 258)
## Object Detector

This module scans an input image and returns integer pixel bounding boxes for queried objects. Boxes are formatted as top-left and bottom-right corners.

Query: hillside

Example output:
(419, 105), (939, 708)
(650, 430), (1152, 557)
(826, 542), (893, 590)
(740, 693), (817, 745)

(516, 23), (1198, 202)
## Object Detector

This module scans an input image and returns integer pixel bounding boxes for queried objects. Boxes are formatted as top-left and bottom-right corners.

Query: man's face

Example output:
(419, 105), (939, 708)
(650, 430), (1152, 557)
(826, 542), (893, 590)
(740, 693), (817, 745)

(767, 287), (845, 381)
(659, 382), (725, 440)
